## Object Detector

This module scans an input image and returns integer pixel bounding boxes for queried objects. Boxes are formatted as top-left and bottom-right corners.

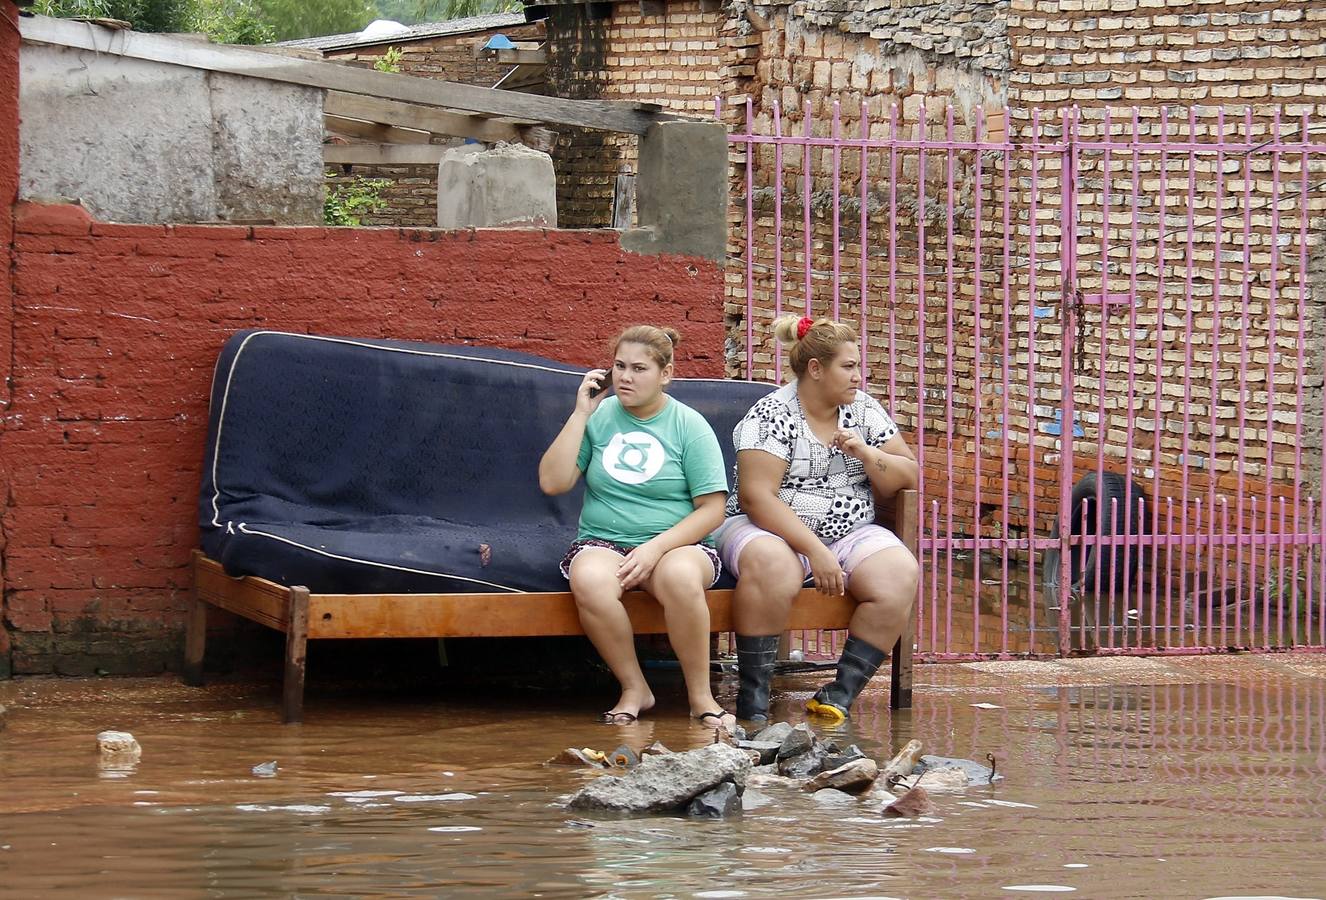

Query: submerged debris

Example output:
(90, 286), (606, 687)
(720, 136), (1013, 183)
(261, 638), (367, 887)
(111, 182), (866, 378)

(565, 743), (751, 815)
(251, 760), (279, 777)
(96, 731), (141, 759)
(884, 784), (937, 818)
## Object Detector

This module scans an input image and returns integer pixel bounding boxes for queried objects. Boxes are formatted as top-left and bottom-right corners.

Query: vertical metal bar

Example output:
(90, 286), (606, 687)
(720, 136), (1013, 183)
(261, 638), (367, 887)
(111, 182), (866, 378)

(973, 106), (986, 656)
(804, 99), (814, 317)
(1057, 106), (1078, 657)
(1165, 497), (1176, 643)
(832, 101), (842, 321)
(931, 498), (941, 655)
(1177, 106), (1199, 646)
(1150, 107), (1169, 650)
(888, 104), (899, 410)
(944, 104), (957, 656)
(1123, 106), (1141, 650)
(860, 99), (870, 383)
(1192, 496), (1203, 646)
(918, 102), (931, 652)
(1205, 108), (1227, 649)
(745, 97), (755, 380)
(1000, 107), (1013, 656)
(1264, 109), (1283, 649)
(1221, 495), (1230, 648)
(1278, 496), (1288, 646)
(1251, 494), (1261, 647)
(1292, 112), (1310, 645)
(1028, 107), (1042, 652)
(1236, 106), (1254, 649)
(774, 101), (785, 384)
(1093, 107), (1113, 646)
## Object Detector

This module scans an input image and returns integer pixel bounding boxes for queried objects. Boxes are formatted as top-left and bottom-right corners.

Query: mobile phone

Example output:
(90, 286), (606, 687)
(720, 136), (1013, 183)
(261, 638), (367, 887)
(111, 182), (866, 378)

(589, 368), (612, 398)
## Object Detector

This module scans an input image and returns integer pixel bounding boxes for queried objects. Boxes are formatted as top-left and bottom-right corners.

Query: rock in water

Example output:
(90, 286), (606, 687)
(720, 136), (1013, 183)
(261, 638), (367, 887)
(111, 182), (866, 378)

(812, 788), (857, 806)
(803, 758), (879, 794)
(778, 744), (828, 778)
(566, 743), (751, 813)
(686, 781), (743, 818)
(753, 721), (794, 745)
(251, 760), (279, 777)
(914, 755), (1001, 785)
(96, 731), (141, 759)
(736, 741), (781, 765)
(884, 785), (936, 817)
(776, 723), (816, 760)
(897, 766), (969, 792)
(821, 744), (867, 770)
(641, 741), (672, 757)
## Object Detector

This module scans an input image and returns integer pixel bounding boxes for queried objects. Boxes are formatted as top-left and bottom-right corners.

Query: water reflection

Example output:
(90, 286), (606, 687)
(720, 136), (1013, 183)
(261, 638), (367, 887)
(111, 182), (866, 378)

(1, 661), (1325, 897)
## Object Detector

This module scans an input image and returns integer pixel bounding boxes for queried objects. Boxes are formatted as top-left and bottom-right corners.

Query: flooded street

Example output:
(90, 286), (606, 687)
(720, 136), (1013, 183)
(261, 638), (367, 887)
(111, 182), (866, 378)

(2, 655), (1325, 898)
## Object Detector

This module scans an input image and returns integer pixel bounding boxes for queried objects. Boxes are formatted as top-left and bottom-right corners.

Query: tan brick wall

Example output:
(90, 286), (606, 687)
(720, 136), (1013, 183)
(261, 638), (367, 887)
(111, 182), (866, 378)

(554, 0), (1326, 635)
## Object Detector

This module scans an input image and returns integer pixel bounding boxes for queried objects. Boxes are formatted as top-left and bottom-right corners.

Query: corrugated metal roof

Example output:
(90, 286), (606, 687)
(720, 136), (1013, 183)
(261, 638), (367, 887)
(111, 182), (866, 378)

(277, 12), (528, 52)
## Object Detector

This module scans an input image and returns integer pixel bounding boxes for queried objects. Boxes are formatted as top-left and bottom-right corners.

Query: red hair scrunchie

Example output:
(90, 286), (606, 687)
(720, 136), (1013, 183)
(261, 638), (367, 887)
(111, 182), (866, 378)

(796, 316), (814, 340)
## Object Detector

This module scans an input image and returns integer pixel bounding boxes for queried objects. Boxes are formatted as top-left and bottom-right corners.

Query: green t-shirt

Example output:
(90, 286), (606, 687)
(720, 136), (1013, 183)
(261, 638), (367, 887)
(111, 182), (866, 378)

(576, 396), (729, 546)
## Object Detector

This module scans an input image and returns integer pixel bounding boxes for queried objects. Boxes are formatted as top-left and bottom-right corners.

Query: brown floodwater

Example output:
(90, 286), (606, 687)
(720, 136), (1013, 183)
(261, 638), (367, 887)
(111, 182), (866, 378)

(2, 654), (1325, 899)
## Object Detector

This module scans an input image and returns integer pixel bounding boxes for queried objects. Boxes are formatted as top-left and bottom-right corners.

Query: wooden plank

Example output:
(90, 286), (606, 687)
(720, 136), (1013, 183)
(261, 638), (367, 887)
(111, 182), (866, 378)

(194, 555), (289, 632)
(20, 14), (674, 135)
(283, 587), (310, 724)
(324, 142), (452, 165)
(489, 48), (546, 65)
(611, 170), (636, 229)
(324, 92), (522, 144)
(183, 554), (208, 687)
(325, 115), (434, 144)
(306, 587), (853, 640)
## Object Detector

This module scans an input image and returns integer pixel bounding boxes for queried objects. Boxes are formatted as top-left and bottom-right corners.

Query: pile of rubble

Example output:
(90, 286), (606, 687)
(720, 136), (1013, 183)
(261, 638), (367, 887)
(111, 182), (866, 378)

(552, 722), (999, 819)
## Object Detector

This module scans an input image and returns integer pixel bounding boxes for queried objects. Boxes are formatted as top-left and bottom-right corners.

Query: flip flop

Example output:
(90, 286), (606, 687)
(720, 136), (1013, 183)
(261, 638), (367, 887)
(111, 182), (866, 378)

(600, 710), (638, 724)
(805, 697), (848, 724)
(694, 710), (735, 730)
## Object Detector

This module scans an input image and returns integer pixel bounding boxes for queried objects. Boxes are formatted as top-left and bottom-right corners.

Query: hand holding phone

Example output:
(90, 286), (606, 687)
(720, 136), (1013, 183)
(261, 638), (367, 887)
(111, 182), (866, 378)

(588, 367), (612, 398)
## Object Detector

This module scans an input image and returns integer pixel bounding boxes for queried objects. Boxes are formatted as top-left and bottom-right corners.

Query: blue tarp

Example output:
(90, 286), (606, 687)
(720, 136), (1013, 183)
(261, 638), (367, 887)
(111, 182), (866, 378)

(199, 331), (775, 593)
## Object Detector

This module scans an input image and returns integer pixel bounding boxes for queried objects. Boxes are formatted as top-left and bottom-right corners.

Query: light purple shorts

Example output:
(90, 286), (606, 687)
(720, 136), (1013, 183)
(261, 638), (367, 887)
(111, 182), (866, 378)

(714, 515), (905, 586)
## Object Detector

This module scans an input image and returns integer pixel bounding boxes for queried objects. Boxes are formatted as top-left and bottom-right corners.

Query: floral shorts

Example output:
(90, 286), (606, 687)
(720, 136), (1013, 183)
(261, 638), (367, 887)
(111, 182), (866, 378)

(559, 538), (723, 588)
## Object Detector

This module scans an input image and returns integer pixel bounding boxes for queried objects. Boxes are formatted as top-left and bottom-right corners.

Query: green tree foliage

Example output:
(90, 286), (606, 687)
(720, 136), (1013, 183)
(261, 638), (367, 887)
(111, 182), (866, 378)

(253, 0), (375, 40)
(32, 0), (193, 31)
(414, 0), (521, 21)
(191, 0), (275, 43)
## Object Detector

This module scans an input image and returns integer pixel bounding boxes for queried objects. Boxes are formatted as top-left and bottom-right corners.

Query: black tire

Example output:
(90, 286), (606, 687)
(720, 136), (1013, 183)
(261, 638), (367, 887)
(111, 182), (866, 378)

(1041, 472), (1148, 625)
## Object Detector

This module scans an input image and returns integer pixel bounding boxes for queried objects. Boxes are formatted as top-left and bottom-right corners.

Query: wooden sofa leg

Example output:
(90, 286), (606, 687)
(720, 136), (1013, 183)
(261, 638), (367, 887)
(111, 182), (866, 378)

(183, 584), (208, 687)
(282, 586), (310, 724)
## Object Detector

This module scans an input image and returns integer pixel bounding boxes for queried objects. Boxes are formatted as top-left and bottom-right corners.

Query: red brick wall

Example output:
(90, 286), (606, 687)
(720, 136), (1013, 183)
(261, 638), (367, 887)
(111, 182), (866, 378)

(1, 0), (19, 676)
(4, 202), (723, 674)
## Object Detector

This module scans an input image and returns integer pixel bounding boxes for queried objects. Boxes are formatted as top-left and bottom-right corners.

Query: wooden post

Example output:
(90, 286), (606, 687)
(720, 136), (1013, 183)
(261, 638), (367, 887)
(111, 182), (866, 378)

(183, 552), (208, 687)
(891, 489), (918, 709)
(282, 586), (310, 724)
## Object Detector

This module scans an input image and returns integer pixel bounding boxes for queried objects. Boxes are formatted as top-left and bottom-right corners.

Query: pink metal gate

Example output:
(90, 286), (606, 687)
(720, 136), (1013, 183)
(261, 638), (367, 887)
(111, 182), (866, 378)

(720, 98), (1326, 660)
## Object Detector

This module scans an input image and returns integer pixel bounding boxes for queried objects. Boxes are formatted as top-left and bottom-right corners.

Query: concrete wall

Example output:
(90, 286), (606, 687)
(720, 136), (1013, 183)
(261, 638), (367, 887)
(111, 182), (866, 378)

(18, 44), (323, 225)
(3, 201), (725, 676)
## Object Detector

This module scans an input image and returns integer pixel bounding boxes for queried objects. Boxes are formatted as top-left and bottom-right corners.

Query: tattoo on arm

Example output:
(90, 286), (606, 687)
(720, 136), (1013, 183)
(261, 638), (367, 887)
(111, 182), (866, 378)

(874, 456), (888, 474)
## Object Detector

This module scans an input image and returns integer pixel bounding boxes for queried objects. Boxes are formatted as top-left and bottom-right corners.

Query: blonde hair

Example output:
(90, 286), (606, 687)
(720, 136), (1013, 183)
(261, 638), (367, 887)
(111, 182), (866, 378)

(773, 315), (857, 377)
(614, 324), (681, 370)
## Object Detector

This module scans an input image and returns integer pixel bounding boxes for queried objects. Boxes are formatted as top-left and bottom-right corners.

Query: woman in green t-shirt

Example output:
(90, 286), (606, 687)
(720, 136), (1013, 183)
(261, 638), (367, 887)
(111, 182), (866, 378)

(539, 325), (735, 731)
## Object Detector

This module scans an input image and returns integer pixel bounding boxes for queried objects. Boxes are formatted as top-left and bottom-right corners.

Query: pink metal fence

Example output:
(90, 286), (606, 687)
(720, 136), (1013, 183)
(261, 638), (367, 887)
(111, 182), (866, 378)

(720, 98), (1326, 661)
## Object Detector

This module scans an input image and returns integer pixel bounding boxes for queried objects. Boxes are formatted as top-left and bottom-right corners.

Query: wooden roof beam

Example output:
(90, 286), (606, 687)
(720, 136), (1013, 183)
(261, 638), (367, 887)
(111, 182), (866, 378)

(20, 13), (676, 134)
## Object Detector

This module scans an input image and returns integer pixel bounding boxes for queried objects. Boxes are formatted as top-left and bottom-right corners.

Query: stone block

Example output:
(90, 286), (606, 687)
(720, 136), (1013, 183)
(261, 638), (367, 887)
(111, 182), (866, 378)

(436, 143), (557, 230)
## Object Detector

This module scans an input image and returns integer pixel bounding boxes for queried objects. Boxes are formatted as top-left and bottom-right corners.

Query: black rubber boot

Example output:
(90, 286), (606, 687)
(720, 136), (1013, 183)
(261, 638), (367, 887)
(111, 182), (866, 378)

(805, 635), (888, 724)
(735, 634), (780, 723)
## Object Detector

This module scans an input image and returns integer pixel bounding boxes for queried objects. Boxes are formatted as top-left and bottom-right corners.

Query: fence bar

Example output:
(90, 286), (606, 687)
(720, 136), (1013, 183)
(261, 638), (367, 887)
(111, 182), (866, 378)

(1000, 107), (1013, 656)
(1265, 109), (1283, 650)
(773, 101), (784, 383)
(803, 99), (813, 317)
(745, 97), (754, 379)
(944, 105), (957, 656)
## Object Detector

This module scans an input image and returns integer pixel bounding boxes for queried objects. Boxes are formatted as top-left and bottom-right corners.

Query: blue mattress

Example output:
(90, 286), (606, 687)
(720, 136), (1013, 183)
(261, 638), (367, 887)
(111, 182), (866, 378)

(198, 331), (776, 593)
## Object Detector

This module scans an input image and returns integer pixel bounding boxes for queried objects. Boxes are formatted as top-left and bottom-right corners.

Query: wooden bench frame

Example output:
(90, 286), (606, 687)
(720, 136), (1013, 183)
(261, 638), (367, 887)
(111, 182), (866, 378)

(184, 492), (918, 723)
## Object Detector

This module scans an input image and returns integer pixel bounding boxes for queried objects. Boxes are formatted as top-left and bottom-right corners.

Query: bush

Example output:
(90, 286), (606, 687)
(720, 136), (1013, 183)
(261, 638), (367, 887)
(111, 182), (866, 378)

(324, 175), (392, 226)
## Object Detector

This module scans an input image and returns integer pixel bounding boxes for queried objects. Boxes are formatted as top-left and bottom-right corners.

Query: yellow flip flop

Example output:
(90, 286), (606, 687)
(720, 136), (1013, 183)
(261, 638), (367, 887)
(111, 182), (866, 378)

(805, 697), (847, 724)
